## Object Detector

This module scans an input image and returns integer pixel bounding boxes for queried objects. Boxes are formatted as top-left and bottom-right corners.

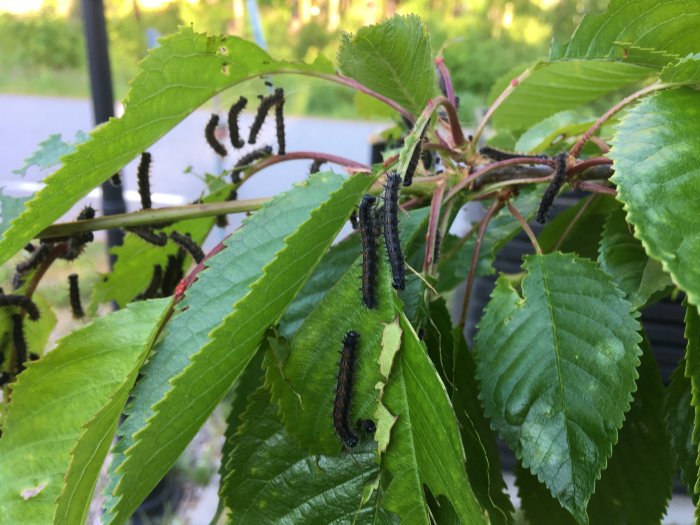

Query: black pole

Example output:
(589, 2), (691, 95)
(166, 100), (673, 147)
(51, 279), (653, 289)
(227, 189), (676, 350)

(81, 0), (125, 267)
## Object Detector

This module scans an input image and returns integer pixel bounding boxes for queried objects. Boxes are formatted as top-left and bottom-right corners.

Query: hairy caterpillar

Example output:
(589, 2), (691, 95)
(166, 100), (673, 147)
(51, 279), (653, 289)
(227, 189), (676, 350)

(228, 96), (248, 149)
(126, 226), (168, 246)
(403, 129), (426, 187)
(205, 114), (228, 157)
(170, 231), (205, 263)
(274, 88), (286, 155)
(383, 173), (405, 290)
(359, 195), (379, 309)
(161, 250), (186, 297)
(12, 314), (27, 372)
(479, 146), (548, 162)
(357, 419), (376, 435)
(333, 331), (360, 448)
(216, 188), (239, 228)
(134, 265), (163, 301)
(68, 274), (84, 319)
(248, 93), (278, 145)
(536, 152), (568, 224)
(349, 210), (358, 230)
(110, 173), (122, 187)
(231, 145), (273, 183)
(137, 152), (152, 210)
(0, 293), (40, 321)
(310, 159), (326, 174)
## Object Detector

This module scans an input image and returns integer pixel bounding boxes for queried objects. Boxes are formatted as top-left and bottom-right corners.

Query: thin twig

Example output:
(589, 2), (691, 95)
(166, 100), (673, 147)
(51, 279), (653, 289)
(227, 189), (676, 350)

(458, 199), (503, 328)
(552, 194), (598, 252)
(507, 201), (541, 254)
(471, 67), (532, 147)
(569, 82), (674, 158)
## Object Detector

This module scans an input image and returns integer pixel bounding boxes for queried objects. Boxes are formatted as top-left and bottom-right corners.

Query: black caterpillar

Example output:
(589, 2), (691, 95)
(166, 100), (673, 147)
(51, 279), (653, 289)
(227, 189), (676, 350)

(383, 173), (405, 290)
(135, 265), (163, 301)
(68, 274), (84, 319)
(228, 96), (248, 149)
(0, 294), (40, 321)
(126, 226), (168, 246)
(170, 231), (204, 263)
(161, 250), (186, 297)
(205, 114), (228, 157)
(248, 92), (279, 145)
(359, 195), (379, 309)
(333, 331), (360, 448)
(536, 152), (568, 224)
(137, 152), (152, 210)
(274, 88), (286, 155)
(231, 145), (273, 183)
(403, 129), (426, 187)
(12, 314), (27, 373)
(479, 146), (548, 162)
(310, 159), (326, 174)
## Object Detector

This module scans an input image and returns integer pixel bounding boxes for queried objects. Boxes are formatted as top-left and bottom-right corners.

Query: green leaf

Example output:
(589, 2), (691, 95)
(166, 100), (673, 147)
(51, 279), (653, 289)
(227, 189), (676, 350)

(0, 299), (169, 525)
(0, 26), (334, 265)
(661, 52), (700, 84)
(0, 189), (28, 238)
(337, 15), (436, 116)
(514, 111), (595, 154)
(278, 236), (360, 340)
(474, 253), (641, 523)
(381, 311), (487, 524)
(490, 60), (653, 130)
(666, 358), (697, 500)
(684, 302), (700, 513)
(538, 195), (617, 259)
(610, 88), (700, 307)
(450, 325), (514, 525)
(598, 205), (673, 309)
(551, 0), (700, 63)
(12, 132), (87, 177)
(517, 336), (673, 525)
(437, 187), (543, 293)
(269, 249), (395, 455)
(221, 387), (394, 523)
(104, 171), (374, 523)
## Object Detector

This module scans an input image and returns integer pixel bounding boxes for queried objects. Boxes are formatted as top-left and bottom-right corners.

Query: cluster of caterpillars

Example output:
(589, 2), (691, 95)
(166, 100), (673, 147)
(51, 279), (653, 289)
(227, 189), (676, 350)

(479, 146), (570, 223)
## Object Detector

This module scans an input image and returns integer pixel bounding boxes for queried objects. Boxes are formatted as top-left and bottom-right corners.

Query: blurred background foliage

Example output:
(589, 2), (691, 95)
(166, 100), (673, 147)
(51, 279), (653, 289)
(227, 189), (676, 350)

(0, 0), (609, 120)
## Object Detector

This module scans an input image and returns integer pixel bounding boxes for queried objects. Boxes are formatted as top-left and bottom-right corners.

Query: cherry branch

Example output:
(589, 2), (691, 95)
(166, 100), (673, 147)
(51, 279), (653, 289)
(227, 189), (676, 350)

(435, 57), (457, 107)
(507, 201), (541, 254)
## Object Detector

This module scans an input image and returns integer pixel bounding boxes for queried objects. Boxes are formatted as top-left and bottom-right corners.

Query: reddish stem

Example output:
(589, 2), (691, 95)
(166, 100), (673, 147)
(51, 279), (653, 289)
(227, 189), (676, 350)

(458, 199), (503, 328)
(435, 57), (457, 109)
(568, 156), (612, 176)
(244, 151), (370, 180)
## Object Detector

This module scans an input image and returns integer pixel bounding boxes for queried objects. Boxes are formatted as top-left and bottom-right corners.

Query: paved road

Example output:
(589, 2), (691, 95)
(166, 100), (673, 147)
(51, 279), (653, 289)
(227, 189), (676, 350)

(0, 93), (386, 239)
